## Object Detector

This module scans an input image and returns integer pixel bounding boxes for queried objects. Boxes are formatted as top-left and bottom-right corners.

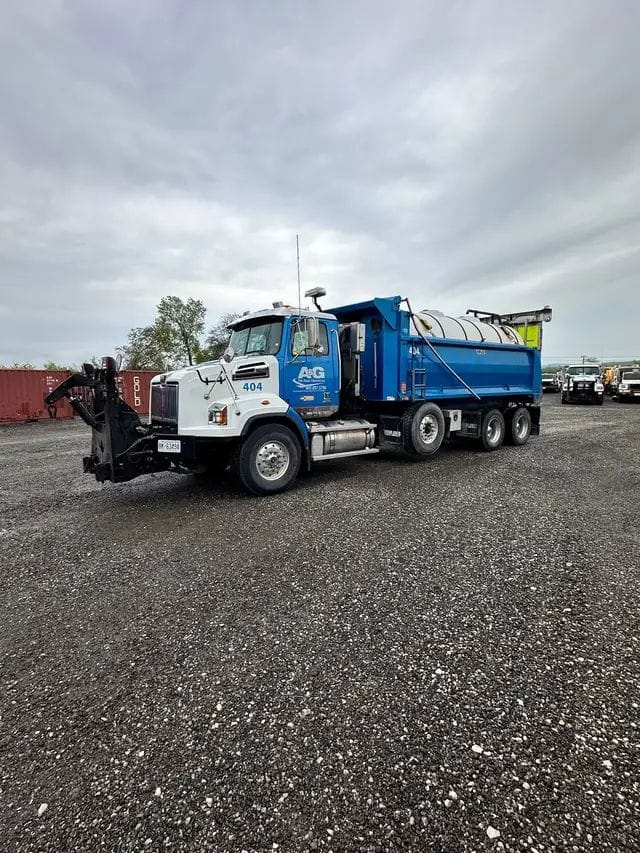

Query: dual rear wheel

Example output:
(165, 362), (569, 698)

(480, 407), (532, 451)
(401, 402), (446, 456)
(402, 403), (532, 456)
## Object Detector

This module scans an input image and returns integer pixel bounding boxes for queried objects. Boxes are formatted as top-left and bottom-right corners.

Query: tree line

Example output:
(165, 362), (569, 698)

(1, 297), (239, 372)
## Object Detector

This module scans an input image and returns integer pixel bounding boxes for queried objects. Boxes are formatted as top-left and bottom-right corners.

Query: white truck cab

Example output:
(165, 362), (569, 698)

(561, 364), (604, 405)
(614, 366), (640, 402)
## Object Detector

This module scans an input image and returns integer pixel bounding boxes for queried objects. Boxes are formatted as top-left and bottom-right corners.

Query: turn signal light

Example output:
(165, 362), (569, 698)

(208, 406), (228, 425)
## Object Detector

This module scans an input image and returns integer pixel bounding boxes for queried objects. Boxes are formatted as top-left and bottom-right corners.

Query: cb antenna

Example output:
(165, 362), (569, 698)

(296, 234), (301, 316)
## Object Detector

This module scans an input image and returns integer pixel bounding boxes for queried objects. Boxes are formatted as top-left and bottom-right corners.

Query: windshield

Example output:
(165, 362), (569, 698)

(566, 366), (599, 376)
(228, 320), (283, 357)
(622, 369), (640, 380)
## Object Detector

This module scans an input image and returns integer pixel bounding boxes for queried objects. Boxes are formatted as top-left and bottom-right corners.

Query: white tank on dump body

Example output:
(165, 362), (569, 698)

(413, 310), (524, 346)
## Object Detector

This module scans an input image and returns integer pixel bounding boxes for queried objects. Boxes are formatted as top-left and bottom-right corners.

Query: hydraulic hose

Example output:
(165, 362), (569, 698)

(401, 297), (481, 401)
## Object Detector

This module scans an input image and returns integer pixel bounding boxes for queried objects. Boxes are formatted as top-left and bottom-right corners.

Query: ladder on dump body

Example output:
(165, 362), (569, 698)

(409, 340), (430, 400)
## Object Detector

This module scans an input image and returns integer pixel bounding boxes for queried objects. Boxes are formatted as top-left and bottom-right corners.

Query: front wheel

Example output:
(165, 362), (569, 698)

(480, 409), (505, 452)
(231, 424), (301, 495)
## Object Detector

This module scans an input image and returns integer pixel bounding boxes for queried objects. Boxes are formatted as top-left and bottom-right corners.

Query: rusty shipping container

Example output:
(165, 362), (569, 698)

(0, 370), (75, 423)
(0, 369), (158, 424)
(118, 371), (154, 419)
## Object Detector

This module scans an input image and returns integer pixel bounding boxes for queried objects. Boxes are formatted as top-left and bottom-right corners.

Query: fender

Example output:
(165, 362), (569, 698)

(239, 408), (311, 464)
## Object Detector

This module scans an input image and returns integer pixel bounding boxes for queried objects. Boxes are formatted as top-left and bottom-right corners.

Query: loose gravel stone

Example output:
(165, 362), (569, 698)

(1, 396), (639, 852)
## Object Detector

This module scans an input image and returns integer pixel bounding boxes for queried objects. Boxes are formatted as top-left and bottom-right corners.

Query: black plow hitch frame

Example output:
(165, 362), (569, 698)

(45, 357), (166, 483)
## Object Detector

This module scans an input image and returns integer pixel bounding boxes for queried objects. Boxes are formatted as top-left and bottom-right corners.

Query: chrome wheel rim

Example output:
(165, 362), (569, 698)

(418, 414), (439, 445)
(256, 441), (290, 481)
(486, 417), (502, 445)
(514, 414), (529, 440)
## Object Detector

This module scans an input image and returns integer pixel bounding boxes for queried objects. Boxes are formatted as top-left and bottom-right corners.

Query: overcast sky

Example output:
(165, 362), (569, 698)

(1, 1), (639, 365)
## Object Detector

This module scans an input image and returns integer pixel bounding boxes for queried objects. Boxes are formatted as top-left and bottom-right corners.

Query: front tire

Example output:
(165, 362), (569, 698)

(231, 424), (301, 495)
(480, 409), (505, 452)
(401, 402), (445, 457)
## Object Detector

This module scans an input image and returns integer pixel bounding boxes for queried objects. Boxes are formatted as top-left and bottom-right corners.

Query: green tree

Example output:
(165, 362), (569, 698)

(118, 296), (210, 370)
(43, 361), (71, 371)
(118, 324), (172, 371)
(157, 296), (206, 366)
(205, 312), (240, 359)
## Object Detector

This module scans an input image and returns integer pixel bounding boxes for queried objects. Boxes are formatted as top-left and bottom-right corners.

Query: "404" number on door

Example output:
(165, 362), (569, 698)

(241, 382), (264, 392)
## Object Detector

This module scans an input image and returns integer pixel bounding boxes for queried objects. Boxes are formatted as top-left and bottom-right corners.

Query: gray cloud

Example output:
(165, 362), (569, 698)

(1, 0), (639, 365)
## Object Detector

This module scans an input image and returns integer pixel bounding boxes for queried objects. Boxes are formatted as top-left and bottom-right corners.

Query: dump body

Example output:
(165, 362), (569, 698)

(331, 296), (541, 405)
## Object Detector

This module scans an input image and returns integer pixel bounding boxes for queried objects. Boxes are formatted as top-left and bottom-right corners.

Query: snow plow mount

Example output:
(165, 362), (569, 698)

(45, 357), (168, 483)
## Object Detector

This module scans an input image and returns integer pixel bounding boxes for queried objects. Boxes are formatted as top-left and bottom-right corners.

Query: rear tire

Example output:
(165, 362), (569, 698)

(480, 409), (505, 452)
(230, 424), (301, 495)
(401, 402), (445, 457)
(507, 407), (531, 446)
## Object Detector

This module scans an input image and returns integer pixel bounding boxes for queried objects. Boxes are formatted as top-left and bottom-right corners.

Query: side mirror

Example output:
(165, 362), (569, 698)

(306, 317), (321, 353)
(291, 316), (322, 356)
(351, 322), (366, 353)
(222, 346), (235, 363)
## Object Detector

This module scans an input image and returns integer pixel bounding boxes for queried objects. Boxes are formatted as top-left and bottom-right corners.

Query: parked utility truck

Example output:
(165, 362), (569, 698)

(542, 371), (561, 392)
(612, 366), (640, 402)
(46, 291), (552, 495)
(561, 363), (604, 405)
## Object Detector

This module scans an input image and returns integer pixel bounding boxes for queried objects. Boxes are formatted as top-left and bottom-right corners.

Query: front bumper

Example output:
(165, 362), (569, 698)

(154, 434), (198, 464)
(566, 390), (603, 403)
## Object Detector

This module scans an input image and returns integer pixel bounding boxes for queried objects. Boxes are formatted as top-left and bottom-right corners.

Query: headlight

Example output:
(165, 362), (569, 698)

(620, 383), (629, 391)
(208, 405), (228, 425)
(595, 383), (604, 392)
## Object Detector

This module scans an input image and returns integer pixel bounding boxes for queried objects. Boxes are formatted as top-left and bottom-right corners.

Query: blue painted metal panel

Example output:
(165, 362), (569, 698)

(285, 406), (310, 448)
(331, 296), (541, 403)
(278, 317), (341, 412)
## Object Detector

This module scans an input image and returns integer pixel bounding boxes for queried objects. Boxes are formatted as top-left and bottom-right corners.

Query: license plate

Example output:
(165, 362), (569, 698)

(158, 439), (181, 454)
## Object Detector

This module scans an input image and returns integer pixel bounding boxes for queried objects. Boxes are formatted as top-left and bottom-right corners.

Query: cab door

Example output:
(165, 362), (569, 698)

(282, 318), (340, 417)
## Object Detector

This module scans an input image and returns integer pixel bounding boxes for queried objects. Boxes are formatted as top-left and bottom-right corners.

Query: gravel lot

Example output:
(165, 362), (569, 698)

(1, 395), (639, 853)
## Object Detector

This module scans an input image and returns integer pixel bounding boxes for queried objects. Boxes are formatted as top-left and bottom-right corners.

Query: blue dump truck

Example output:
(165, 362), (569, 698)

(46, 291), (552, 495)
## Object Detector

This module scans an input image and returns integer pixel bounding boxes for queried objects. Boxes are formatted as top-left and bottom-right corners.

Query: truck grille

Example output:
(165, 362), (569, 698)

(150, 383), (179, 433)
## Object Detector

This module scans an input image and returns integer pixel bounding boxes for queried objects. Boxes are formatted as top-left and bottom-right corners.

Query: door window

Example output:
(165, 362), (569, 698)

(291, 321), (329, 356)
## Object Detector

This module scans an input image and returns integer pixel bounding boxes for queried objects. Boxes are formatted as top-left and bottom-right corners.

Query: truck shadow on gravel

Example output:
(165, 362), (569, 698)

(93, 440), (524, 508)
